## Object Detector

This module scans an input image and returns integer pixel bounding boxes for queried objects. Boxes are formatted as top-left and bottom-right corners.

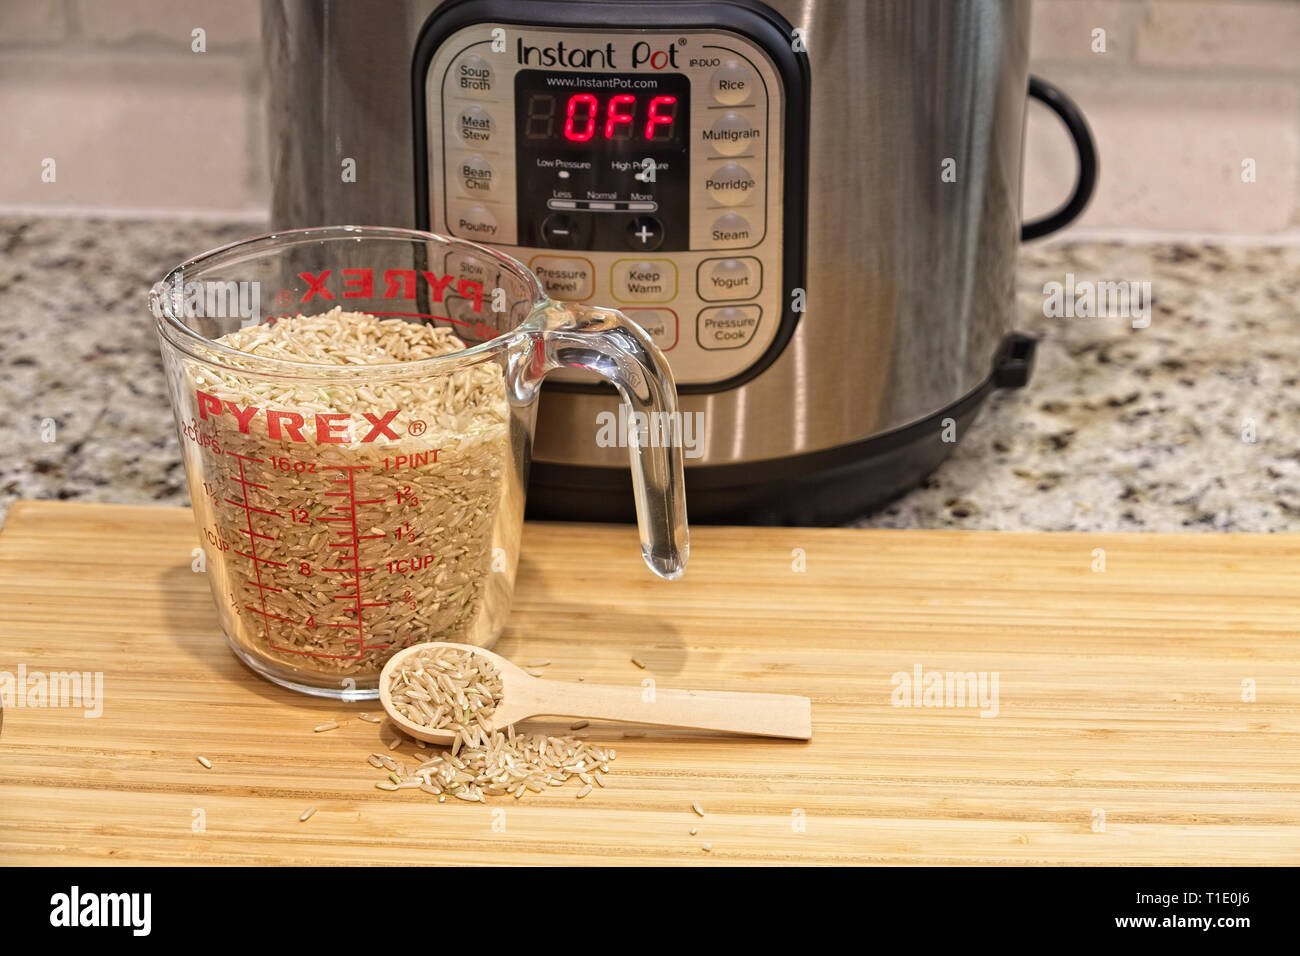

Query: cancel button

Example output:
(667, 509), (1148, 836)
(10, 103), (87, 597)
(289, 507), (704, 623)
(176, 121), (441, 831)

(696, 305), (761, 350)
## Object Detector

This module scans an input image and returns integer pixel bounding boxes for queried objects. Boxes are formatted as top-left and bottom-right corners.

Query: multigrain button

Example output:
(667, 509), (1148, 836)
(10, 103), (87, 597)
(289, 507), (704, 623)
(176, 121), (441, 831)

(458, 154), (495, 194)
(703, 111), (759, 157)
(698, 257), (761, 301)
(705, 163), (758, 207)
(456, 105), (494, 145)
(623, 308), (679, 351)
(451, 204), (499, 240)
(612, 259), (676, 303)
(529, 256), (594, 301)
(697, 305), (761, 350)
(453, 54), (494, 96)
(710, 60), (754, 105)
(710, 212), (754, 245)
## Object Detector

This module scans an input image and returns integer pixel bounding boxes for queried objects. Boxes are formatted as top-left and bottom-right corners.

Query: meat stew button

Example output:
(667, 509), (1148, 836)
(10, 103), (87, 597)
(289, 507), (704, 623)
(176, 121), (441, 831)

(696, 305), (761, 350)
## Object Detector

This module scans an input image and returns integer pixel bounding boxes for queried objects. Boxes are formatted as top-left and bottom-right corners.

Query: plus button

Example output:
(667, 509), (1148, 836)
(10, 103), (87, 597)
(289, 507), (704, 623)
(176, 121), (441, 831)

(625, 216), (664, 251)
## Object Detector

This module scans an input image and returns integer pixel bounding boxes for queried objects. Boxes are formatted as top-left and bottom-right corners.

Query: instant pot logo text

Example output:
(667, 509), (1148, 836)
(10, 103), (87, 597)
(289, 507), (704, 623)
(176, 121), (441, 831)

(194, 390), (401, 445)
(296, 269), (486, 312)
(517, 37), (679, 70)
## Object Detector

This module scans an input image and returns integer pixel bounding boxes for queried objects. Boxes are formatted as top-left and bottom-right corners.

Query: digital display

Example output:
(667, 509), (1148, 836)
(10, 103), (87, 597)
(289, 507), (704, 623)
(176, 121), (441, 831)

(523, 91), (682, 144)
(515, 70), (690, 149)
(513, 69), (691, 252)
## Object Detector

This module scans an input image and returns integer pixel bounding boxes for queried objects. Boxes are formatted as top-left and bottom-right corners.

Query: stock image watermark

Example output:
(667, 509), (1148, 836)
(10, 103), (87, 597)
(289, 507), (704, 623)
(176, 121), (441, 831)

(891, 664), (999, 718)
(1043, 273), (1152, 329)
(149, 275), (262, 325)
(595, 403), (704, 459)
(0, 664), (103, 717)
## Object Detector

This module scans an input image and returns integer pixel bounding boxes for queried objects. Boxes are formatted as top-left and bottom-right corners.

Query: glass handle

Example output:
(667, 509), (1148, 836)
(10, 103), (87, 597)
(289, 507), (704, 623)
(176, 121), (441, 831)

(528, 302), (688, 580)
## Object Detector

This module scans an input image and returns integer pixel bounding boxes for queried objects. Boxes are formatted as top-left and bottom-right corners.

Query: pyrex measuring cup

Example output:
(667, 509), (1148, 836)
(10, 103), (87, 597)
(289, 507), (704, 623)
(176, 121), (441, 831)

(152, 226), (687, 699)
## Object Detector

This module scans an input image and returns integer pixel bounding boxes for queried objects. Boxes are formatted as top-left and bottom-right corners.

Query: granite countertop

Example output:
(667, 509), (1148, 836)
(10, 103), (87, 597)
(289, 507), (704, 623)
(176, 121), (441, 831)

(1, 216), (1297, 532)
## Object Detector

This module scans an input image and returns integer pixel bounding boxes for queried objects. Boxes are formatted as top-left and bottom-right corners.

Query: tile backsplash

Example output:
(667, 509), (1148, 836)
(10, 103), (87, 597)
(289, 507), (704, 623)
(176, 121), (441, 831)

(1, 0), (1296, 236)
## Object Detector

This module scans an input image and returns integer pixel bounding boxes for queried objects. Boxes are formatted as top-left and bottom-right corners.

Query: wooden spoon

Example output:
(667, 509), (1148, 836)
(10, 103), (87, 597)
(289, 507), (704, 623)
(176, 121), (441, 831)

(379, 642), (812, 743)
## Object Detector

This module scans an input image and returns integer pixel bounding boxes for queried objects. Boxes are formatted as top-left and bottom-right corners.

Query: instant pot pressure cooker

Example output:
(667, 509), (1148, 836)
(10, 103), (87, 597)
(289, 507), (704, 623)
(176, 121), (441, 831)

(262, 0), (1096, 523)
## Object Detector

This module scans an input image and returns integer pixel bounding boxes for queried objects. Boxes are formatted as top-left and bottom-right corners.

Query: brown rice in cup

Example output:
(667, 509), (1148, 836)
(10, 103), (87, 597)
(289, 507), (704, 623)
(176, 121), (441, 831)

(182, 309), (517, 685)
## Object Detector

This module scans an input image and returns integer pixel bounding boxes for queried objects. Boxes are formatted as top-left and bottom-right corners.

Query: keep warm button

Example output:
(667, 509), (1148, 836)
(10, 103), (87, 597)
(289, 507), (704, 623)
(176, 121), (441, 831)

(697, 305), (761, 350)
(611, 259), (676, 303)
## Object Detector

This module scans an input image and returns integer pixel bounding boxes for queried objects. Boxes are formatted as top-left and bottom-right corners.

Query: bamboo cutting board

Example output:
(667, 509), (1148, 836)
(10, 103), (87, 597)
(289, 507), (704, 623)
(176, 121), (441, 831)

(1, 500), (1298, 866)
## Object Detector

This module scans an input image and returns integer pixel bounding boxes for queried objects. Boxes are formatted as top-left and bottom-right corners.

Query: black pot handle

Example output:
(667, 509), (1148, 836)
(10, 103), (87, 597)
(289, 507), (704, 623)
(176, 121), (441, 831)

(1021, 75), (1098, 241)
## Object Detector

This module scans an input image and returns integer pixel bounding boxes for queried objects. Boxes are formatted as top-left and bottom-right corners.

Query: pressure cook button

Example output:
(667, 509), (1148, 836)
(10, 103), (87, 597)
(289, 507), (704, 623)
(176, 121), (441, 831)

(696, 305), (761, 350)
(451, 204), (500, 240)
(611, 259), (676, 303)
(529, 256), (594, 301)
(705, 163), (758, 207)
(710, 212), (755, 245)
(625, 216), (664, 251)
(456, 105), (494, 145)
(458, 154), (495, 194)
(623, 308), (679, 352)
(704, 111), (759, 157)
(710, 60), (754, 105)
(698, 257), (761, 301)
(453, 54), (494, 96)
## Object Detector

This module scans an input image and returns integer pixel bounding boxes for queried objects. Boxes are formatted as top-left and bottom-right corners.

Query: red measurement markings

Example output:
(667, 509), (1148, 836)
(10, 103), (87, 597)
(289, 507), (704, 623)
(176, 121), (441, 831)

(224, 451), (278, 647)
(323, 467), (391, 653)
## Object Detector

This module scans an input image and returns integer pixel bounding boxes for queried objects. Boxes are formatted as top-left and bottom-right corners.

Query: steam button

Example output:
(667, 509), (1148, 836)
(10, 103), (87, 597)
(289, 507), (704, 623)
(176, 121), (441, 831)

(709, 212), (754, 245)
(710, 60), (754, 105)
(453, 54), (494, 96)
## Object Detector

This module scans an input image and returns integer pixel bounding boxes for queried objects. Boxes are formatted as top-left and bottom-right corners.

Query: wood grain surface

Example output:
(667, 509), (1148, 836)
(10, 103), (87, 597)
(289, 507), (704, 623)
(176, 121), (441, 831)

(0, 500), (1297, 865)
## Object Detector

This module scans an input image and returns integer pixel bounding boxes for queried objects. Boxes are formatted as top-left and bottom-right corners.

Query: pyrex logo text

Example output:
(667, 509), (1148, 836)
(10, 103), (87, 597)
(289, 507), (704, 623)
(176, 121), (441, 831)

(196, 390), (401, 444)
(296, 268), (485, 311)
(516, 37), (679, 70)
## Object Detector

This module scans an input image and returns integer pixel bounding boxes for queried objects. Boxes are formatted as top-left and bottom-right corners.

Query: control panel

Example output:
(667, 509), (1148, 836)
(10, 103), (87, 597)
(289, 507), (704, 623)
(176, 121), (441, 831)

(417, 21), (789, 388)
